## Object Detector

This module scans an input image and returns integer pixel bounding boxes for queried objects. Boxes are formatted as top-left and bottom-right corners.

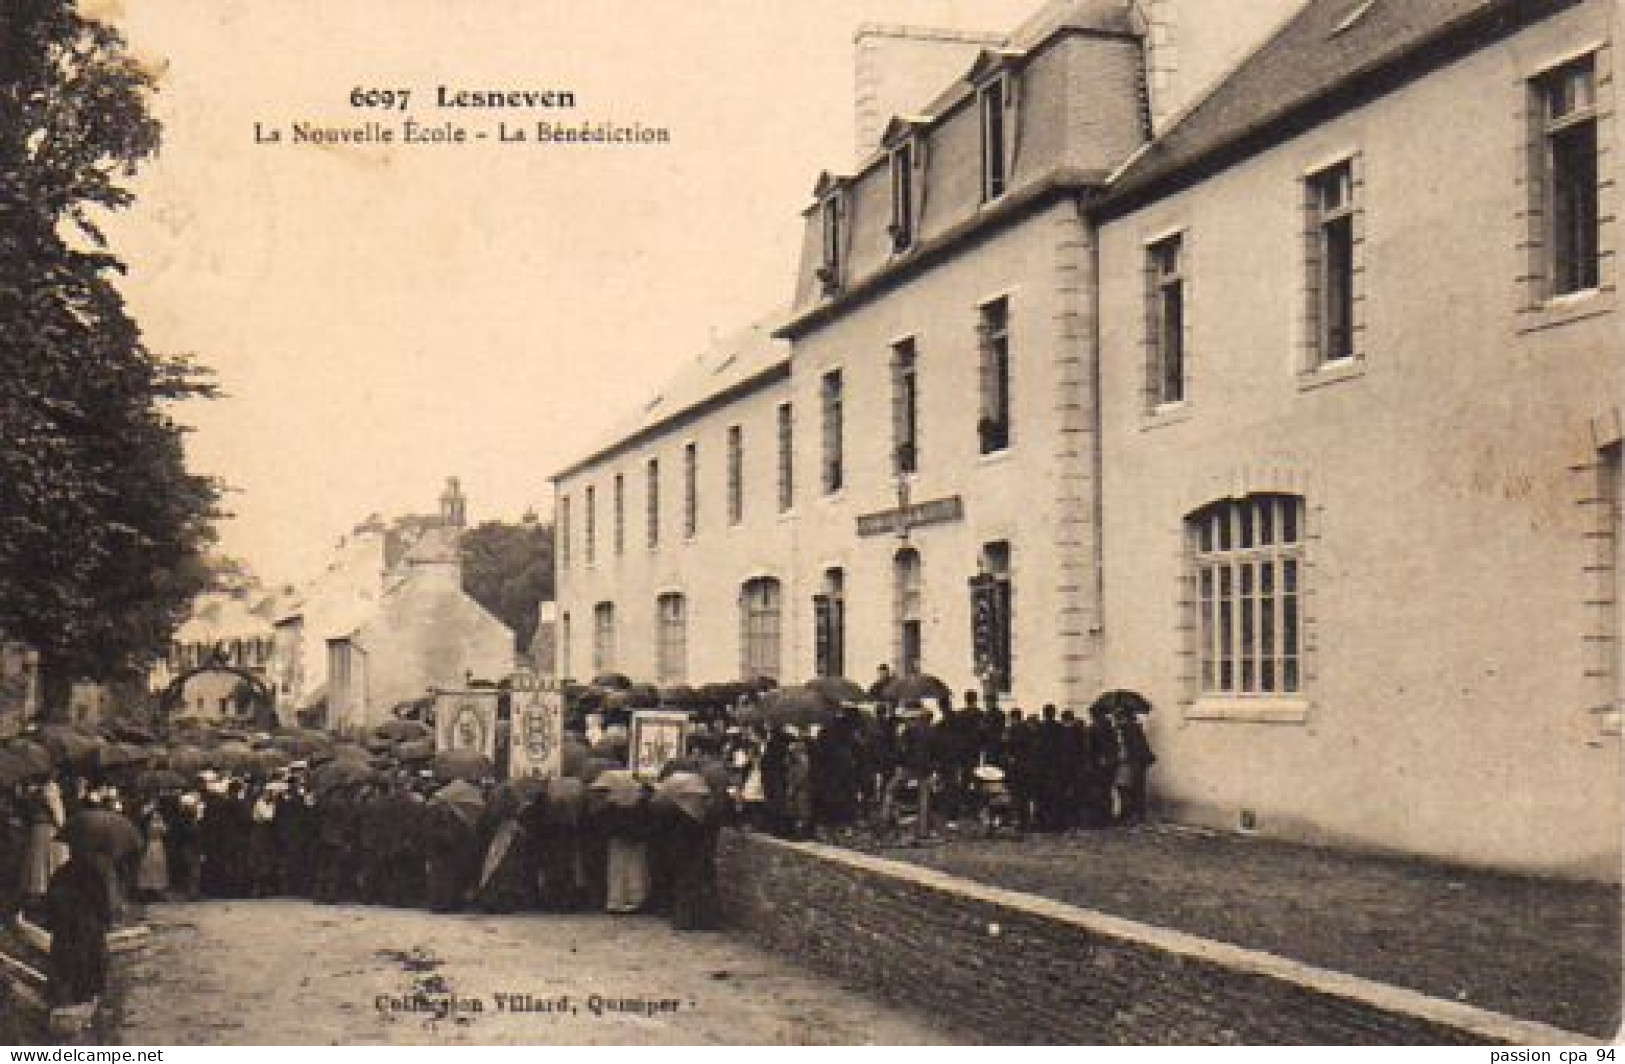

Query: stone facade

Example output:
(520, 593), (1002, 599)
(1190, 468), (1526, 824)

(1093, 0), (1621, 876)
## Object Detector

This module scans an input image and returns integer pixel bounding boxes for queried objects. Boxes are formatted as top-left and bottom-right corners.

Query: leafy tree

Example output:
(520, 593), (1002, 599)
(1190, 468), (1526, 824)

(459, 519), (554, 658)
(0, 2), (220, 708)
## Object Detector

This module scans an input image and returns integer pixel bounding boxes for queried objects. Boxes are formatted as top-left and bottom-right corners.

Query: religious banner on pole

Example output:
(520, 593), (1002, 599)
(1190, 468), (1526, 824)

(434, 688), (499, 759)
(629, 710), (691, 780)
(507, 678), (564, 779)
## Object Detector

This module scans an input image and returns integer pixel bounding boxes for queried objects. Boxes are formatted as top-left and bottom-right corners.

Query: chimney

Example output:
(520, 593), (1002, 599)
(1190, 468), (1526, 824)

(853, 24), (1001, 162)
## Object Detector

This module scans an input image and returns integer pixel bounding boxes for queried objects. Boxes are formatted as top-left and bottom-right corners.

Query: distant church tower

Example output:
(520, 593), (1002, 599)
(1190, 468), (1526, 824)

(440, 476), (467, 529)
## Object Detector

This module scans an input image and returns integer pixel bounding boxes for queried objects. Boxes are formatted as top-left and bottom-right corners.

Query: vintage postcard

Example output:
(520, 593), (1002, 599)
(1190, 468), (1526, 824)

(0, 0), (1619, 1049)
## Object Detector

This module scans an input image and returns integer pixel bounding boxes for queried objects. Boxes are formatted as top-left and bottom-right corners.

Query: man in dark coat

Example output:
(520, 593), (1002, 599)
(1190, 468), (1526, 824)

(1034, 705), (1067, 831)
(44, 850), (111, 1008)
(1114, 706), (1156, 825)
(1003, 709), (1035, 831)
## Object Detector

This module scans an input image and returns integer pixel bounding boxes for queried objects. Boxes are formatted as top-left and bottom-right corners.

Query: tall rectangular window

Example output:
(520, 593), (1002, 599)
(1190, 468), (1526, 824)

(646, 458), (660, 549)
(980, 78), (1007, 202)
(1308, 161), (1356, 364)
(739, 578), (783, 682)
(819, 193), (844, 293)
(584, 485), (596, 565)
(1191, 495), (1305, 697)
(727, 425), (744, 525)
(821, 370), (844, 493)
(776, 403), (794, 512)
(558, 495), (571, 569)
(683, 443), (698, 539)
(656, 593), (687, 685)
(890, 141), (915, 251)
(894, 549), (924, 676)
(1539, 56), (1600, 296)
(559, 612), (571, 680)
(973, 542), (1014, 693)
(978, 298), (1011, 453)
(612, 474), (625, 556)
(592, 602), (616, 673)
(1148, 235), (1186, 404)
(814, 568), (846, 679)
(892, 338), (919, 474)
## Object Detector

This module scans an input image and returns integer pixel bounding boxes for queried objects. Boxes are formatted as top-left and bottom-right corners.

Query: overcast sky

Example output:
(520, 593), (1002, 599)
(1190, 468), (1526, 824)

(100, 0), (1039, 586)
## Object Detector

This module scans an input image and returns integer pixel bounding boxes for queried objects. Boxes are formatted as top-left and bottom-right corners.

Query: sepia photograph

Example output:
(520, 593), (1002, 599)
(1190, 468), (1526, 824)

(0, 0), (1620, 1049)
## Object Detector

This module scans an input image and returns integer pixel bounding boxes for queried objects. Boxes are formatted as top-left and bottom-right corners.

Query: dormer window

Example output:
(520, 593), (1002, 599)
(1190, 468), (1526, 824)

(980, 76), (1008, 202)
(890, 140), (915, 252)
(817, 190), (845, 294)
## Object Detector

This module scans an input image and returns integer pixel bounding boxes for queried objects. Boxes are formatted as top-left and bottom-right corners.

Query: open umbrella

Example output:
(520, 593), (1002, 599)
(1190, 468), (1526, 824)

(39, 725), (99, 767)
(1092, 689), (1153, 716)
(213, 740), (256, 772)
(111, 724), (157, 745)
(396, 738), (435, 763)
(540, 775), (585, 826)
(164, 745), (211, 774)
(625, 683), (661, 709)
(310, 759), (375, 796)
(654, 771), (713, 822)
(269, 731), (330, 756)
(374, 719), (430, 743)
(805, 676), (867, 704)
(430, 779), (485, 828)
(329, 743), (372, 764)
(62, 808), (143, 862)
(587, 768), (647, 809)
(6, 740), (53, 778)
(880, 673), (953, 708)
(657, 685), (698, 708)
(591, 673), (633, 691)
(432, 749), (495, 783)
(763, 685), (839, 729)
(136, 768), (187, 792)
(0, 749), (31, 787)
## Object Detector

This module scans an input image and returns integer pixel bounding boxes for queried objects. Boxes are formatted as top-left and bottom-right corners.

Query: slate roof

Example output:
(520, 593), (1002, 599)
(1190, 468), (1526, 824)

(550, 314), (790, 482)
(1102, 0), (1553, 213)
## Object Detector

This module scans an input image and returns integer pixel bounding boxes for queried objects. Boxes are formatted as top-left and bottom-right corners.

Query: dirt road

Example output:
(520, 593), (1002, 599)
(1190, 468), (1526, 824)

(106, 901), (963, 1045)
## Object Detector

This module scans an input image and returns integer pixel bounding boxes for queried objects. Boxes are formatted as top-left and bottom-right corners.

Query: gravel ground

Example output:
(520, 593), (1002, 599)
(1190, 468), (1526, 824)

(100, 900), (966, 1046)
(853, 822), (1621, 1039)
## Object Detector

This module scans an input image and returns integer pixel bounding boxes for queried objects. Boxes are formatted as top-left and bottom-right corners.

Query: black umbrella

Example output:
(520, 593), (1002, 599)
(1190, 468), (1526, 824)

(591, 673), (633, 691)
(433, 748), (495, 783)
(763, 685), (839, 729)
(805, 676), (867, 704)
(62, 808), (143, 861)
(1093, 689), (1153, 716)
(880, 673), (953, 708)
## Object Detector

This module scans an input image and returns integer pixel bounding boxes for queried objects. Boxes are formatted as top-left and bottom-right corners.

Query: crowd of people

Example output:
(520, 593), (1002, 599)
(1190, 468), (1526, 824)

(0, 678), (1154, 1020)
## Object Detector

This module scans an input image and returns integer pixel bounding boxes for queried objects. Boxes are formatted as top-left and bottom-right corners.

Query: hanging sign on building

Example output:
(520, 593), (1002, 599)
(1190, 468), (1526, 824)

(629, 710), (691, 779)
(856, 495), (964, 537)
(508, 679), (564, 779)
(435, 688), (499, 758)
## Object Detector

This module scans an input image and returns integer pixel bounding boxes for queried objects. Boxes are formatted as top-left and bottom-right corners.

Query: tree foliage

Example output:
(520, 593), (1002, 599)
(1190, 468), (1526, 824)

(459, 519), (554, 658)
(0, 2), (220, 698)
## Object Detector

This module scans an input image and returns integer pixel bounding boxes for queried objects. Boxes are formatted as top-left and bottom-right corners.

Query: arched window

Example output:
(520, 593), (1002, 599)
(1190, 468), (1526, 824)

(1188, 494), (1305, 696)
(739, 577), (782, 682)
(894, 548), (923, 676)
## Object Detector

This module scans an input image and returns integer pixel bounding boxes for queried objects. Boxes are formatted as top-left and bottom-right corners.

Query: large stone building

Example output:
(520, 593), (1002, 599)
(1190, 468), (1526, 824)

(550, 0), (1621, 875)
(1092, 0), (1620, 876)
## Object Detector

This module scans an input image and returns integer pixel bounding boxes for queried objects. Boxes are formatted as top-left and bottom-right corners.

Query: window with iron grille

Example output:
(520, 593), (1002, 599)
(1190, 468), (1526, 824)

(683, 442), (698, 538)
(892, 338), (919, 475)
(656, 593), (687, 685)
(1147, 234), (1186, 404)
(1190, 495), (1305, 697)
(776, 403), (794, 512)
(1537, 56), (1600, 297)
(646, 458), (660, 549)
(592, 602), (616, 673)
(977, 298), (1011, 453)
(1306, 161), (1357, 365)
(612, 474), (625, 555)
(821, 370), (844, 493)
(739, 577), (782, 682)
(727, 424), (744, 525)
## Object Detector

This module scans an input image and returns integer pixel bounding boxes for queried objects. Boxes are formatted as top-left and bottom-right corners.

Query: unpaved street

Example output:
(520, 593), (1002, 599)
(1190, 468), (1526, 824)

(107, 901), (961, 1045)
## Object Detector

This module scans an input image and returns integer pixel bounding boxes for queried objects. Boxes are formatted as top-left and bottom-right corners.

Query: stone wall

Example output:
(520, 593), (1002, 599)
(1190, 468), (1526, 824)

(716, 831), (1588, 1046)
